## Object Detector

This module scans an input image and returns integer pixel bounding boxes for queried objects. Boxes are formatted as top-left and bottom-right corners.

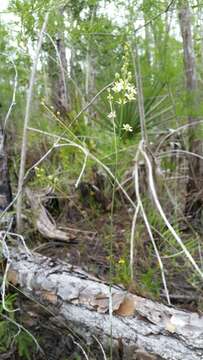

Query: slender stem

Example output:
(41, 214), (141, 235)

(108, 99), (118, 360)
(133, 42), (147, 143)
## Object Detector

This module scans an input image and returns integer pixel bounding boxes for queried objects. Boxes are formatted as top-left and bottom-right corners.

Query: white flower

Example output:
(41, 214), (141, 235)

(107, 111), (116, 119)
(125, 92), (136, 101)
(112, 80), (123, 93)
(126, 83), (136, 94)
(122, 123), (133, 132)
(116, 98), (127, 105)
(107, 93), (113, 101)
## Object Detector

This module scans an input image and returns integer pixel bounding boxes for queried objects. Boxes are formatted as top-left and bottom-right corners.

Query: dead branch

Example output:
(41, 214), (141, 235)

(25, 187), (78, 242)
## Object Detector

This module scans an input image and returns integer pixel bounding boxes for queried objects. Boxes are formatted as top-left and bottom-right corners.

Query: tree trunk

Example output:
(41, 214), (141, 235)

(47, 8), (70, 117)
(55, 35), (70, 114)
(142, 0), (152, 69)
(0, 126), (13, 227)
(85, 5), (97, 124)
(4, 246), (203, 360)
(178, 1), (203, 224)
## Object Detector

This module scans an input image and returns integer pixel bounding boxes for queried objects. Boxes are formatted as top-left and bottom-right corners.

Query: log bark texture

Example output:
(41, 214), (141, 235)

(5, 246), (203, 360)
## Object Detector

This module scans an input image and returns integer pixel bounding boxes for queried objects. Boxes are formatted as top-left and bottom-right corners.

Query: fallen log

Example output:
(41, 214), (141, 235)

(4, 245), (203, 360)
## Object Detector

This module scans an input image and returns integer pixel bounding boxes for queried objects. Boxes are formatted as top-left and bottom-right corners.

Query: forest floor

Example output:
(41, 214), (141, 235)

(27, 178), (203, 313)
(2, 174), (203, 360)
(3, 139), (203, 359)
(11, 181), (201, 360)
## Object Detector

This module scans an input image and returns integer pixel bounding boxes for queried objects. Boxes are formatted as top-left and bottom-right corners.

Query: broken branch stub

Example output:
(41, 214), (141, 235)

(25, 187), (76, 242)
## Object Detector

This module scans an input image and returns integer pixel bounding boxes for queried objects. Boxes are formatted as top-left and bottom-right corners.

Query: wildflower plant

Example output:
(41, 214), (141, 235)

(107, 43), (136, 136)
(114, 257), (131, 286)
(107, 44), (137, 300)
(35, 166), (59, 190)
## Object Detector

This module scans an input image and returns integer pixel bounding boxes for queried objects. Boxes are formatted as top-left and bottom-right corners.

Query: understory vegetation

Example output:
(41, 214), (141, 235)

(0, 0), (203, 359)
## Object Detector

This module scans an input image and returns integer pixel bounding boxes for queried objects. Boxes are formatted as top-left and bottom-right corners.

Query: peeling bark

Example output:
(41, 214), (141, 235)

(4, 246), (203, 360)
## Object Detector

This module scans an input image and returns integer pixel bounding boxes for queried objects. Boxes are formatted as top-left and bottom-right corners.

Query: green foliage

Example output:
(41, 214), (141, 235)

(16, 331), (36, 360)
(113, 257), (131, 286)
(0, 294), (16, 353)
(0, 294), (36, 359)
(0, 320), (11, 353)
(0, 294), (17, 313)
(0, 296), (16, 353)
(140, 267), (161, 297)
(35, 166), (59, 189)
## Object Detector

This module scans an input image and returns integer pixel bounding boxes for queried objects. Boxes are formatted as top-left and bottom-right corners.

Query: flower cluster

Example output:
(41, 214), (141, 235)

(122, 123), (133, 132)
(118, 257), (126, 265)
(107, 43), (136, 133)
(111, 73), (136, 105)
(35, 167), (59, 189)
(107, 110), (116, 119)
(111, 43), (137, 106)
